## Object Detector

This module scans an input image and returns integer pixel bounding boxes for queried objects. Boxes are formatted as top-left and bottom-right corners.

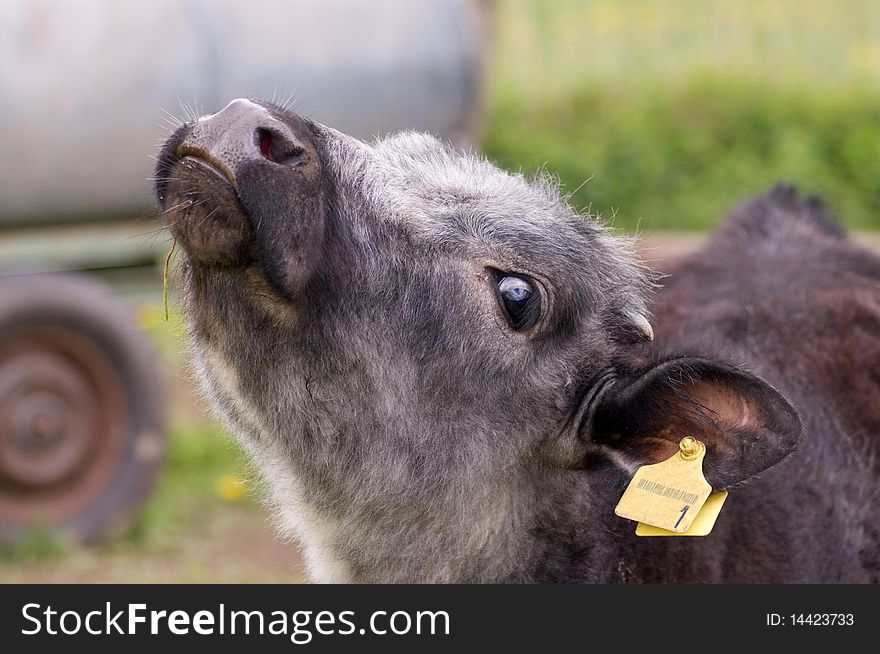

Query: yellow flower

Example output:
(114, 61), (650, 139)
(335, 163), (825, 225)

(135, 302), (160, 331)
(216, 474), (247, 502)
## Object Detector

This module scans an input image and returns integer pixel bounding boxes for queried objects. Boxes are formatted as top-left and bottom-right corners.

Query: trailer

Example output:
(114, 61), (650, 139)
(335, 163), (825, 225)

(0, 0), (489, 543)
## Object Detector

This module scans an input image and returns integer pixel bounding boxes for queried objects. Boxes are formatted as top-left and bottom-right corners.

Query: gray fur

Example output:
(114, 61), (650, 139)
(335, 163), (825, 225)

(156, 101), (879, 583)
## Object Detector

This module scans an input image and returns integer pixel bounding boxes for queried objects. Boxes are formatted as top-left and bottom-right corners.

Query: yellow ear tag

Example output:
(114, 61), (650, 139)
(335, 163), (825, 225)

(614, 437), (726, 535)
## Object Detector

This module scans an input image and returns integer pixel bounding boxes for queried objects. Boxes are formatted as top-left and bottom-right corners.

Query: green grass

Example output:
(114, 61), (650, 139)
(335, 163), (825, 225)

(126, 423), (252, 549)
(0, 529), (70, 564)
(485, 0), (880, 230)
(125, 307), (256, 551)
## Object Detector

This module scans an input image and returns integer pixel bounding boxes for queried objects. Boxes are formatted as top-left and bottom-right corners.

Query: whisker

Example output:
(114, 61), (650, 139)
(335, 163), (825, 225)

(162, 199), (199, 213)
(177, 96), (201, 122)
(125, 226), (169, 241)
(158, 114), (181, 128)
(281, 86), (300, 111)
(159, 107), (184, 126)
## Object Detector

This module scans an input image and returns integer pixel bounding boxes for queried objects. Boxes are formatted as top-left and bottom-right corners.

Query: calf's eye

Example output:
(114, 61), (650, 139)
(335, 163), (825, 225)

(496, 274), (542, 331)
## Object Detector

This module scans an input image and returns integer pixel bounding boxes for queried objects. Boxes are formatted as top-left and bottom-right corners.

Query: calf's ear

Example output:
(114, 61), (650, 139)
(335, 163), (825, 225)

(588, 357), (803, 488)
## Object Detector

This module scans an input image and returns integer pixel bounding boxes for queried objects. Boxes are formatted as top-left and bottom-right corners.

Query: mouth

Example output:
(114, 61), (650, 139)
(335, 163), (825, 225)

(157, 142), (254, 267)
(176, 146), (237, 188)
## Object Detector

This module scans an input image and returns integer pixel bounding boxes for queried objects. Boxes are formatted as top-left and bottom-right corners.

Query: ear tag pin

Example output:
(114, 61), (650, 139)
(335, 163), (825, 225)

(614, 437), (728, 536)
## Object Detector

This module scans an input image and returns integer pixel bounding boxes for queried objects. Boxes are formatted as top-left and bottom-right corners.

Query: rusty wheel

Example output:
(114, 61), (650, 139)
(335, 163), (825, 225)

(0, 273), (166, 544)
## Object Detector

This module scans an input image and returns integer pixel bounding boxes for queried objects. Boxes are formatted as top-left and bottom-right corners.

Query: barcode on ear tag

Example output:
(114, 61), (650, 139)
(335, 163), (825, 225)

(614, 438), (713, 533)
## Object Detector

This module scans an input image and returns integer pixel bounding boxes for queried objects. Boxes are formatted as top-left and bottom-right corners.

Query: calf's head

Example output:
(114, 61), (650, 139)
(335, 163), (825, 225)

(155, 99), (802, 581)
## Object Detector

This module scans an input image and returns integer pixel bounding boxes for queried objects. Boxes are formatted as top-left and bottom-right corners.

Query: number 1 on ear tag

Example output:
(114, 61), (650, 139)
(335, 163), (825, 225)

(635, 490), (728, 536)
(614, 437), (717, 534)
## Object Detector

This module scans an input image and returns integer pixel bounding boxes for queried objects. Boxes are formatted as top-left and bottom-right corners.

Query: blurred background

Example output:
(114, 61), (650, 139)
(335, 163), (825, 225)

(1, 0), (879, 582)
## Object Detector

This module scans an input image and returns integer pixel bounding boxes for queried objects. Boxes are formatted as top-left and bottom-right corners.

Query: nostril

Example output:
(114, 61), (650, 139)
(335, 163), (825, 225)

(256, 127), (305, 167)
(258, 128), (277, 162)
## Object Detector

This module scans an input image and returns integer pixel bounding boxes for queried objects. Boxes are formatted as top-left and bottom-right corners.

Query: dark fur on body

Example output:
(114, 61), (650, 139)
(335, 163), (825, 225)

(637, 186), (880, 582)
(535, 185), (880, 582)
(156, 100), (879, 582)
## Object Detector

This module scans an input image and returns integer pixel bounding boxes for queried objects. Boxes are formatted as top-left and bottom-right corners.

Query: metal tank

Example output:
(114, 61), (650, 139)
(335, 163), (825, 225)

(0, 0), (489, 543)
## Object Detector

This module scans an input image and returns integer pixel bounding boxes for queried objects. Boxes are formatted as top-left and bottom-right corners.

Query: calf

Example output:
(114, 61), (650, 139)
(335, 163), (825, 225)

(155, 99), (880, 582)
